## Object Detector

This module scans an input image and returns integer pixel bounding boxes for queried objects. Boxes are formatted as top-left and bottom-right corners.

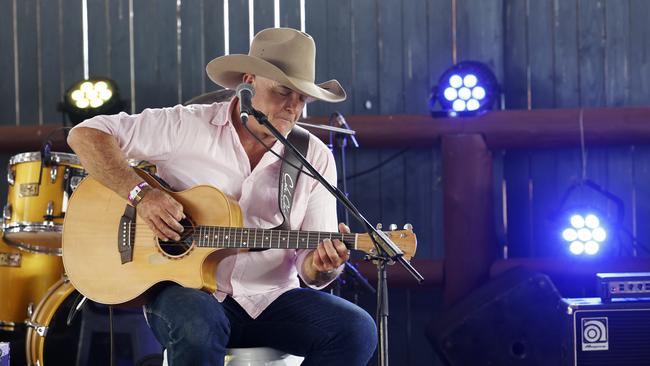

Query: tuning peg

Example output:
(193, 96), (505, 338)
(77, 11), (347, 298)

(389, 224), (397, 231)
(403, 223), (413, 230)
(376, 223), (383, 230)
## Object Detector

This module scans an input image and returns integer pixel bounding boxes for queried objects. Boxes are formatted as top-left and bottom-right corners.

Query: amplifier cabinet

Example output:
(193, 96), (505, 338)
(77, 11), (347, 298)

(562, 298), (650, 366)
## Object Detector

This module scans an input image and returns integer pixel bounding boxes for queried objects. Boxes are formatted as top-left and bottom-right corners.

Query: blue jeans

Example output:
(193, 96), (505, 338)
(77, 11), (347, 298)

(145, 285), (377, 366)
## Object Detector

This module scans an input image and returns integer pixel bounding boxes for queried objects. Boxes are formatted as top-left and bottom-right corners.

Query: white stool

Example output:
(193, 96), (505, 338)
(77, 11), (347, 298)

(162, 347), (304, 366)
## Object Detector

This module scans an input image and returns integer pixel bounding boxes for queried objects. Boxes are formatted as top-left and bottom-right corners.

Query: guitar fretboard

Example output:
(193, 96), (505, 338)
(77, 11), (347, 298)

(191, 226), (357, 250)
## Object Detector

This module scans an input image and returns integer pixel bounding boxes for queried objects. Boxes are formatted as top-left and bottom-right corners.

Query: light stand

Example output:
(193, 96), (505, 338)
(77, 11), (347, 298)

(250, 109), (423, 366)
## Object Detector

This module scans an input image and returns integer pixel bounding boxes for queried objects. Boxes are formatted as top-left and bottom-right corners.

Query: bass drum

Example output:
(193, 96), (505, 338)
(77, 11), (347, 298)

(25, 277), (163, 366)
(0, 237), (63, 332)
(25, 277), (82, 366)
(0, 238), (64, 365)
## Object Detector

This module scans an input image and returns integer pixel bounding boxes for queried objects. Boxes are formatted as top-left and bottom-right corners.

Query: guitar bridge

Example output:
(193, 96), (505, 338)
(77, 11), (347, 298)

(118, 204), (136, 264)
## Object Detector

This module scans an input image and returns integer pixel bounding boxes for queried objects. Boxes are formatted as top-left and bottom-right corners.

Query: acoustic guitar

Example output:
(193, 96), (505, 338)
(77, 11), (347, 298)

(62, 169), (417, 305)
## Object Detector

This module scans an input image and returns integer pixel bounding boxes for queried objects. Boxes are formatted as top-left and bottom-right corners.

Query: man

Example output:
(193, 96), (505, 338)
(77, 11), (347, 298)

(67, 28), (377, 365)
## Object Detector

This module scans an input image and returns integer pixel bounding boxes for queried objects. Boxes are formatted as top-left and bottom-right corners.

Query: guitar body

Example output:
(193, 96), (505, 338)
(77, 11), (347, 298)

(62, 171), (243, 305)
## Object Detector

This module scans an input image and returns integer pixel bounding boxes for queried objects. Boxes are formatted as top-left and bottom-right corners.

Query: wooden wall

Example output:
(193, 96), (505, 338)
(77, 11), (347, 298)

(2, 1), (650, 365)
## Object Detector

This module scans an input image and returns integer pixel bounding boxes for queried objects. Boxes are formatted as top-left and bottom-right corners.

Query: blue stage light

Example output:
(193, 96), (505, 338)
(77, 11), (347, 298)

(562, 213), (607, 256)
(431, 61), (499, 117)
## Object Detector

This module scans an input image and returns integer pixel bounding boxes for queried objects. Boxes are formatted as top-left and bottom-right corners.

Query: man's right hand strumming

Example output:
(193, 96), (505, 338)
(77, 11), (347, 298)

(136, 189), (185, 242)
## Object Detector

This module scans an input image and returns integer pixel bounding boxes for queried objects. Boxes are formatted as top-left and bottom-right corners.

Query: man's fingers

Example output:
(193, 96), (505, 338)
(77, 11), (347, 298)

(146, 217), (169, 241)
(312, 248), (326, 271)
(160, 212), (184, 238)
(338, 222), (350, 233)
(151, 216), (180, 241)
(322, 239), (340, 262)
(165, 197), (185, 221)
(316, 244), (334, 268)
(333, 240), (350, 260)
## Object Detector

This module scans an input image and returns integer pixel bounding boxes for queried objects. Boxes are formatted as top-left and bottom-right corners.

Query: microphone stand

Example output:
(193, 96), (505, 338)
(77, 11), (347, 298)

(249, 109), (423, 366)
(326, 114), (365, 300)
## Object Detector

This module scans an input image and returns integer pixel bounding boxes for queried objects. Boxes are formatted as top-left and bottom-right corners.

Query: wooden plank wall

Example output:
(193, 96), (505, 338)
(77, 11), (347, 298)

(501, 0), (650, 261)
(2, 1), (650, 365)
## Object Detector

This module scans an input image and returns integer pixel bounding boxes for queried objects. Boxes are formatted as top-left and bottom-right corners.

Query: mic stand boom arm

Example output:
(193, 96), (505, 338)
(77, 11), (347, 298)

(296, 121), (357, 135)
(250, 108), (423, 366)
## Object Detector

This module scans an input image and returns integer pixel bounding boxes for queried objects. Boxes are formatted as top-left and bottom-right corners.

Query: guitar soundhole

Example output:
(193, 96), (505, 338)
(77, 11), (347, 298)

(158, 217), (195, 257)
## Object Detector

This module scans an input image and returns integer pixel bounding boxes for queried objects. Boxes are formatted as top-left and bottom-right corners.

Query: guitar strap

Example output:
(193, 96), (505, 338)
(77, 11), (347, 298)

(274, 125), (310, 231)
(249, 126), (310, 252)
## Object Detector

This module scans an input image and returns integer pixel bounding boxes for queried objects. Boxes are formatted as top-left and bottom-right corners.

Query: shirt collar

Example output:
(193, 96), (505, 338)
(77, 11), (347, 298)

(209, 97), (238, 126)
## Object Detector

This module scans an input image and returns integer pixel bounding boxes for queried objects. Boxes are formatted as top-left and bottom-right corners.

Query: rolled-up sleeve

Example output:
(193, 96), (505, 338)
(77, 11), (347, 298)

(295, 138), (343, 289)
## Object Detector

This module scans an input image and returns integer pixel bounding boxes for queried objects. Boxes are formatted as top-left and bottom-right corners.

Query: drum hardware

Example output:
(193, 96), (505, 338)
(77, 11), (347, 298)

(44, 201), (54, 222)
(1, 238), (63, 256)
(0, 320), (16, 332)
(49, 166), (57, 183)
(25, 319), (48, 337)
(67, 171), (84, 192)
(6, 165), (14, 186)
(0, 250), (21, 267)
(2, 204), (10, 222)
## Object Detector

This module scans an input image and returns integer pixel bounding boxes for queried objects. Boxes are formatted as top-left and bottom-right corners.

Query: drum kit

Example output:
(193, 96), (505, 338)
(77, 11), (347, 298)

(0, 151), (157, 365)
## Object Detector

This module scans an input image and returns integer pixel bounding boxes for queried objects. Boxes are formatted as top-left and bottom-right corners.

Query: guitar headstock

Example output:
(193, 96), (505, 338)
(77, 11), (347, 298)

(356, 223), (417, 260)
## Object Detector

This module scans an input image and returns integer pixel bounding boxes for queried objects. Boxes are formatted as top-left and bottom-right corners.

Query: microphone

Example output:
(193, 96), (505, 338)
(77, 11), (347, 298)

(236, 83), (255, 124)
(332, 112), (359, 148)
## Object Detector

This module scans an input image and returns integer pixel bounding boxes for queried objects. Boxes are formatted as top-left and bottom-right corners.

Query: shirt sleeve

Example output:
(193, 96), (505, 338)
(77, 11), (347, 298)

(71, 105), (187, 163)
(295, 137), (344, 289)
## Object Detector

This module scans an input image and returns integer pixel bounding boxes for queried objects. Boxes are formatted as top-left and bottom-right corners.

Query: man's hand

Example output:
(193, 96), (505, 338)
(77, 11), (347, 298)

(137, 188), (185, 241)
(303, 223), (351, 286)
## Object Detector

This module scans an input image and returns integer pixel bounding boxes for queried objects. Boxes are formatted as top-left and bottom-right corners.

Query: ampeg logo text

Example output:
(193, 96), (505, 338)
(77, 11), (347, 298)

(581, 317), (609, 351)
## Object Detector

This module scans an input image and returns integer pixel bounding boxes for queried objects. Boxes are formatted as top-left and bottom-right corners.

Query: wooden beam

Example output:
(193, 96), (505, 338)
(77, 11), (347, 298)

(441, 134), (497, 306)
(491, 257), (650, 277)
(305, 107), (650, 148)
(3, 107), (650, 151)
(0, 124), (70, 152)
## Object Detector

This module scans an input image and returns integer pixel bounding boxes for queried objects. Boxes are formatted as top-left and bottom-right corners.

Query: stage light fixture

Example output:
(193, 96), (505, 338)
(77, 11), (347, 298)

(550, 179), (625, 258)
(561, 212), (607, 256)
(61, 78), (124, 125)
(430, 60), (499, 117)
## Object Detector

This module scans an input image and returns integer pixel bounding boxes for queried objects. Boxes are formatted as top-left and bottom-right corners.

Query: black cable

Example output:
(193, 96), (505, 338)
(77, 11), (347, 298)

(40, 126), (72, 147)
(241, 119), (317, 179)
(241, 116), (410, 186)
(340, 148), (411, 182)
(109, 305), (115, 366)
(618, 226), (650, 255)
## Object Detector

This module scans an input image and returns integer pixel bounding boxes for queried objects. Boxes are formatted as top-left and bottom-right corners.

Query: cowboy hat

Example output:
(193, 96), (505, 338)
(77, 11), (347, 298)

(206, 27), (346, 103)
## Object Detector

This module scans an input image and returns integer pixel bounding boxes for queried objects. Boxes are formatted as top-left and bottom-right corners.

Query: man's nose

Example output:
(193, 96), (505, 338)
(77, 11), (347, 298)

(285, 93), (303, 111)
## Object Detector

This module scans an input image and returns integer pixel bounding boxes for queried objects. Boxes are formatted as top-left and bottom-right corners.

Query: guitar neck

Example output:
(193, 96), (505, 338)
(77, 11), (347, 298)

(191, 226), (358, 250)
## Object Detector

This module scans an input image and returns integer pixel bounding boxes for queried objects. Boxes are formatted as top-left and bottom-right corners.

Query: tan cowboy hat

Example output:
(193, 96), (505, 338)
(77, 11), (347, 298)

(206, 27), (346, 103)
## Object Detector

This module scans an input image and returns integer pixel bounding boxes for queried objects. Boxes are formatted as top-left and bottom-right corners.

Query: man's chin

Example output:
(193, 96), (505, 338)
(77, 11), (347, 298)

(273, 119), (295, 134)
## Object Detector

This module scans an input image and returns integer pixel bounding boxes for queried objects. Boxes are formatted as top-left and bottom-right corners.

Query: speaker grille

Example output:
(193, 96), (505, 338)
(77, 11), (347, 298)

(574, 307), (650, 366)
